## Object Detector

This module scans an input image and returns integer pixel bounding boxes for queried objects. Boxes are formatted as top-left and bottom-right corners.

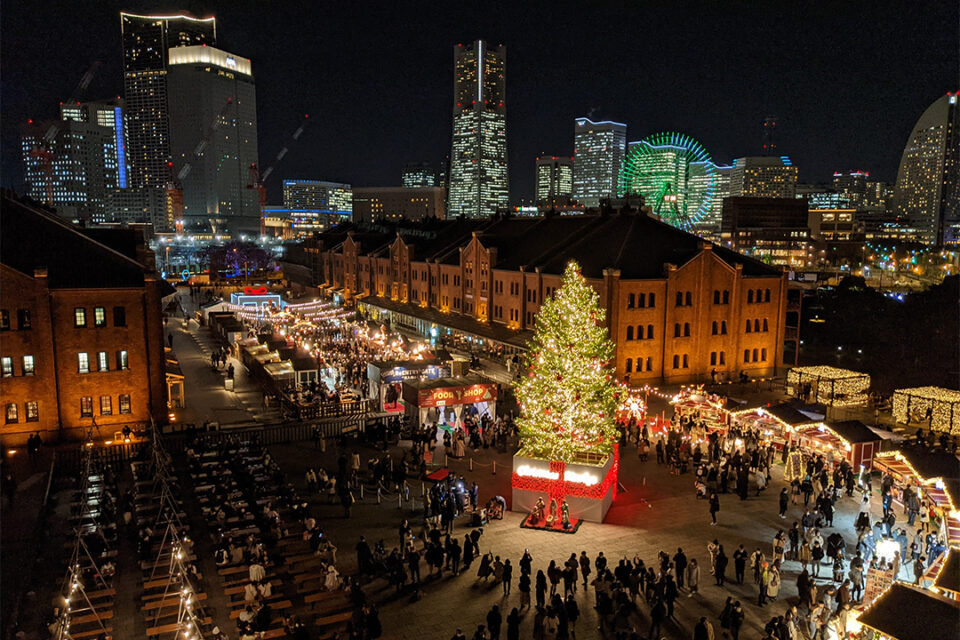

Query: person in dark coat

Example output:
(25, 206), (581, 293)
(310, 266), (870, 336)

(486, 605), (502, 640)
(649, 598), (666, 639)
(730, 601), (745, 640)
(709, 493), (720, 525)
(714, 545), (729, 585)
(506, 608), (521, 640)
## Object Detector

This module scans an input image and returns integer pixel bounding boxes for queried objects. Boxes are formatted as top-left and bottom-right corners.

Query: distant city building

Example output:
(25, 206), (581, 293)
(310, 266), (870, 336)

(352, 187), (446, 223)
(862, 181), (893, 213)
(832, 171), (870, 208)
(700, 164), (732, 236)
(729, 156), (798, 199)
(572, 118), (626, 207)
(120, 12), (216, 228)
(283, 180), (352, 217)
(447, 40), (508, 218)
(796, 184), (849, 210)
(721, 196), (811, 267)
(167, 45), (260, 232)
(60, 100), (129, 191)
(21, 116), (120, 224)
(261, 206), (347, 239)
(894, 92), (959, 244)
(402, 162), (439, 188)
(535, 156), (573, 204)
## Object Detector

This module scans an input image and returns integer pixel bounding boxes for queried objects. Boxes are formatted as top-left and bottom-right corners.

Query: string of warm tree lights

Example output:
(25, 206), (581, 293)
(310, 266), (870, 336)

(515, 261), (619, 463)
(892, 387), (960, 434)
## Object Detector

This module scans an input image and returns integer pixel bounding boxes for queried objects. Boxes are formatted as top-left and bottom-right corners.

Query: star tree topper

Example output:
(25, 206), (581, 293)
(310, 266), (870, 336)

(515, 260), (619, 462)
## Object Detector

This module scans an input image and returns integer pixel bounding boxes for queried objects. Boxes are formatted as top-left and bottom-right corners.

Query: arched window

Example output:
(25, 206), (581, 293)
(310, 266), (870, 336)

(676, 291), (683, 307)
(712, 321), (718, 335)
(721, 320), (727, 335)
(647, 325), (654, 339)
(763, 318), (769, 332)
(626, 326), (634, 340)
(684, 323), (691, 337)
(674, 323), (681, 337)
(744, 349), (751, 363)
(637, 325), (644, 340)
(682, 354), (689, 368)
(764, 289), (771, 302)
(625, 358), (633, 373)
(685, 291), (692, 306)
(746, 319), (752, 333)
(723, 290), (730, 304)
(753, 348), (759, 362)
(628, 293), (635, 308)
(649, 293), (656, 308)
(713, 290), (720, 304)
(673, 354), (680, 368)
(645, 357), (653, 371)
(761, 348), (767, 361)
(754, 319), (760, 332)
(748, 290), (754, 303)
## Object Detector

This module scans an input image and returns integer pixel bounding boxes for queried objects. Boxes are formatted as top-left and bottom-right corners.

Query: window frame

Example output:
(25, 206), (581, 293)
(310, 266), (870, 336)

(74, 307), (87, 328)
(78, 352), (90, 373)
(22, 355), (35, 376)
(80, 396), (93, 417)
(5, 403), (18, 424)
(25, 401), (39, 422)
(119, 394), (131, 414)
(94, 306), (106, 327)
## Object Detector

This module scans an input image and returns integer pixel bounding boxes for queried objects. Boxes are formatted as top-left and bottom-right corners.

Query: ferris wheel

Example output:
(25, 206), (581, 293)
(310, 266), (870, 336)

(619, 132), (717, 230)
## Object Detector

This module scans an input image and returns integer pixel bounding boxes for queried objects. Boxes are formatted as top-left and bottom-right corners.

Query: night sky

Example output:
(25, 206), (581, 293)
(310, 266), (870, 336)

(2, 1), (957, 203)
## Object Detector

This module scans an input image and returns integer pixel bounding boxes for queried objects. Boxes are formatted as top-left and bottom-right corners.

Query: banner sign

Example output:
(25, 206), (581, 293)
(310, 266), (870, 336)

(417, 383), (497, 408)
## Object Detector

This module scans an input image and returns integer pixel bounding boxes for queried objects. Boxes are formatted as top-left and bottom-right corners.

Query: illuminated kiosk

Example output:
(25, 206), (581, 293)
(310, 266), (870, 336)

(512, 447), (619, 524)
(511, 261), (621, 529)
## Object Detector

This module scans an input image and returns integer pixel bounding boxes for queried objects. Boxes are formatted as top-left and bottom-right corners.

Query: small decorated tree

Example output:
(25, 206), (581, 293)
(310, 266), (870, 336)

(515, 261), (619, 463)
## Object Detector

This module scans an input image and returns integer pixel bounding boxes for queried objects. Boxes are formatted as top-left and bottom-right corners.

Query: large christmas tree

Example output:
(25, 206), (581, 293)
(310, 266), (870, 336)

(515, 261), (619, 463)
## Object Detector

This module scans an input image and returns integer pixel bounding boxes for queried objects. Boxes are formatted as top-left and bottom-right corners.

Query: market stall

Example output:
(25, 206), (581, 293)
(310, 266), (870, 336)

(729, 402), (820, 450)
(892, 386), (960, 435)
(928, 547), (960, 599)
(264, 361), (295, 387)
(401, 375), (498, 430)
(791, 420), (883, 470)
(873, 449), (960, 546)
(855, 583), (959, 640)
(786, 365), (870, 406)
(670, 385), (729, 432)
(368, 358), (451, 413)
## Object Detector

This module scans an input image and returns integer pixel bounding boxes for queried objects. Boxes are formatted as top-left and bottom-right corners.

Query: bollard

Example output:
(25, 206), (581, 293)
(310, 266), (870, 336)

(643, 476), (646, 486)
(360, 485), (364, 500)
(445, 453), (448, 467)
(420, 482), (425, 497)
(398, 492), (402, 509)
(492, 460), (496, 475)
(404, 482), (411, 502)
(377, 487), (382, 504)
(469, 458), (474, 472)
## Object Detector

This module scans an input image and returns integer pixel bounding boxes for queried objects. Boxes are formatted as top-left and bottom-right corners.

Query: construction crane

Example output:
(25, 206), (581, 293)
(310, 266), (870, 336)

(165, 97), (235, 232)
(26, 62), (102, 206)
(247, 114), (309, 234)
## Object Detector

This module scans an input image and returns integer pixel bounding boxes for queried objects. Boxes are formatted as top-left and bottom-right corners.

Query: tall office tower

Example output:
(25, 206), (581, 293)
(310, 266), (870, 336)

(60, 99), (130, 193)
(535, 156), (573, 204)
(572, 118), (626, 207)
(862, 181), (893, 213)
(698, 163), (732, 236)
(832, 170), (870, 209)
(283, 180), (353, 217)
(894, 92), (960, 245)
(21, 116), (119, 224)
(402, 162), (438, 188)
(729, 156), (798, 199)
(762, 116), (778, 154)
(447, 40), (508, 218)
(120, 12), (215, 228)
(167, 46), (259, 232)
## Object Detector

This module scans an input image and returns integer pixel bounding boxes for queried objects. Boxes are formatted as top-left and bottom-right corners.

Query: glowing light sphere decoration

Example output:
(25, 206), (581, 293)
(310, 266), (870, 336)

(619, 132), (717, 230)
(512, 261), (620, 525)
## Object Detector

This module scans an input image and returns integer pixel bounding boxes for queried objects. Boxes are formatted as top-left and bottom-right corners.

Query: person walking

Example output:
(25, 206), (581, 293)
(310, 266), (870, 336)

(535, 570), (547, 608)
(707, 539), (719, 575)
(709, 493), (720, 525)
(779, 488), (789, 519)
(686, 558), (700, 597)
(729, 601), (745, 640)
(579, 551), (591, 588)
(518, 572), (531, 609)
(758, 563), (770, 607)
(649, 598), (666, 639)
(486, 605), (502, 640)
(674, 548), (688, 589)
(733, 545), (747, 584)
(694, 616), (715, 640)
(502, 559), (513, 596)
(565, 594), (579, 637)
(715, 545), (728, 586)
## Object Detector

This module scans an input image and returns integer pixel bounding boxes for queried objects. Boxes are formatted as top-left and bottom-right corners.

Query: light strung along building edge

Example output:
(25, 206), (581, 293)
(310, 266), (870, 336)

(511, 260), (621, 528)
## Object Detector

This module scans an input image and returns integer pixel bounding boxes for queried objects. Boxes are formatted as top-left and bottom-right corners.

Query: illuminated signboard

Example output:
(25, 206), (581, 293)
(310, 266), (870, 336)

(417, 383), (497, 408)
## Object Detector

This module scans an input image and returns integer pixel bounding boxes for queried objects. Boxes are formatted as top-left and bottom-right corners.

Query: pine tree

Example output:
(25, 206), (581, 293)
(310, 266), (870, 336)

(515, 261), (619, 462)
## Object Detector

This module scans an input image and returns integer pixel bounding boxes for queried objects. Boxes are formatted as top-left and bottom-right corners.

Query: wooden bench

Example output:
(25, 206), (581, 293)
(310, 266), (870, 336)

(229, 600), (293, 619)
(85, 588), (116, 601)
(229, 591), (284, 608)
(141, 592), (207, 611)
(315, 611), (352, 628)
(224, 579), (282, 597)
(68, 609), (114, 626)
(304, 590), (350, 611)
(146, 617), (211, 638)
(70, 626), (112, 639)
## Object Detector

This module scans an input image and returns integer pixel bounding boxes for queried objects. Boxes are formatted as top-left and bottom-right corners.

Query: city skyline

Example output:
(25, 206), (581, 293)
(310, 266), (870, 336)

(1, 2), (957, 205)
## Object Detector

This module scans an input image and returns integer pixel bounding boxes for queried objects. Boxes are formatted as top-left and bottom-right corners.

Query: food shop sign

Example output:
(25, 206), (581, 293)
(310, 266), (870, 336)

(418, 384), (497, 407)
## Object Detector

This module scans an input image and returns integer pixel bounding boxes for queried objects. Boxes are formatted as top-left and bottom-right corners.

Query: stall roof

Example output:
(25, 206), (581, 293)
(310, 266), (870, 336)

(402, 374), (495, 391)
(823, 420), (882, 444)
(291, 353), (318, 371)
(370, 358), (449, 372)
(933, 547), (960, 595)
(264, 361), (295, 376)
(766, 403), (820, 426)
(857, 583), (959, 640)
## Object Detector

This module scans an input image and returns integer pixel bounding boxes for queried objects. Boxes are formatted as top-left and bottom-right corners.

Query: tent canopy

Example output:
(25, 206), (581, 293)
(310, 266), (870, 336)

(857, 583), (958, 640)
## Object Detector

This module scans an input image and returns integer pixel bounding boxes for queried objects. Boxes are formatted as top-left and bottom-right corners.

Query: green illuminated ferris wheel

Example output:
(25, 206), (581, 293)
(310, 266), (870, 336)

(619, 132), (717, 231)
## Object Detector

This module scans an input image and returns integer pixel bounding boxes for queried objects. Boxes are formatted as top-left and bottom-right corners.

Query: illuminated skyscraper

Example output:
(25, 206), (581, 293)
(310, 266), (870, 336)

(283, 180), (353, 217)
(447, 40), (508, 218)
(573, 118), (626, 207)
(729, 156), (798, 199)
(402, 162), (438, 188)
(167, 46), (259, 232)
(120, 12), (215, 228)
(832, 170), (870, 208)
(535, 156), (573, 204)
(894, 92), (959, 244)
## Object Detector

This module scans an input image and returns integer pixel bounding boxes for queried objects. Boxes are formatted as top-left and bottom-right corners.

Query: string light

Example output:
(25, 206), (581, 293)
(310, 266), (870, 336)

(786, 366), (870, 406)
(892, 387), (960, 435)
